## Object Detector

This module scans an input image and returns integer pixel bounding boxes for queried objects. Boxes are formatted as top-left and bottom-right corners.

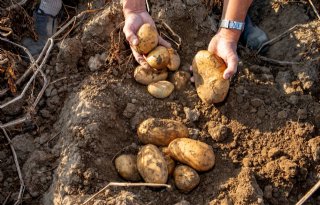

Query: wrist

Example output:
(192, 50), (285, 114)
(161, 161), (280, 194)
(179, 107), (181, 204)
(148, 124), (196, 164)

(217, 28), (241, 43)
(123, 0), (146, 18)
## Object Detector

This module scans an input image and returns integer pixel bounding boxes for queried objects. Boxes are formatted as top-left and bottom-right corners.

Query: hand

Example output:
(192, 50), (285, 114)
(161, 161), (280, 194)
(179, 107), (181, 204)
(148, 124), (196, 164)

(208, 29), (239, 79)
(123, 11), (171, 68)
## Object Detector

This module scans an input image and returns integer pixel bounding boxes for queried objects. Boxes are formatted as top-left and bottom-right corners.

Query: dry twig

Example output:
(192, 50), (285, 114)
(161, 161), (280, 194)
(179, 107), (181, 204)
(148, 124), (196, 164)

(296, 178), (320, 205)
(159, 20), (182, 49)
(307, 0), (320, 20)
(1, 128), (25, 205)
(257, 24), (303, 54)
(82, 182), (171, 205)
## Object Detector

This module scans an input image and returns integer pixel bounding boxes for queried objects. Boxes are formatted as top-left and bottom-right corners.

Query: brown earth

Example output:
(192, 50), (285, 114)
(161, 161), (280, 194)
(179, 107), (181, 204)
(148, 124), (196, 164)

(0, 0), (320, 205)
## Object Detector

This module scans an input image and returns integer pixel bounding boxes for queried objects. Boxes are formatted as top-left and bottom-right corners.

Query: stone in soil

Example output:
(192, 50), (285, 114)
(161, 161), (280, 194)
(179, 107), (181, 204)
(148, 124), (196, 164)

(184, 107), (200, 122)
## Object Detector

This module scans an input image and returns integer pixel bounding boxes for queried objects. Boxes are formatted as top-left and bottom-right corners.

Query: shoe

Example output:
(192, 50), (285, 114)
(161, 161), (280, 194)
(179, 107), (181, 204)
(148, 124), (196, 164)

(22, 8), (58, 57)
(240, 15), (269, 53)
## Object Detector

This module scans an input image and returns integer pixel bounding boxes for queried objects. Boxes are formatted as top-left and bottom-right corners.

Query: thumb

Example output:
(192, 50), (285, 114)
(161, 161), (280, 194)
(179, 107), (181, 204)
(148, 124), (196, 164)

(223, 55), (238, 80)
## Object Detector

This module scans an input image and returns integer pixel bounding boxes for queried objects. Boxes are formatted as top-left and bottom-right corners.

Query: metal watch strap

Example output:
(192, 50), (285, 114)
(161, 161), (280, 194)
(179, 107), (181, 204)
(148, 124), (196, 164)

(219, 20), (245, 31)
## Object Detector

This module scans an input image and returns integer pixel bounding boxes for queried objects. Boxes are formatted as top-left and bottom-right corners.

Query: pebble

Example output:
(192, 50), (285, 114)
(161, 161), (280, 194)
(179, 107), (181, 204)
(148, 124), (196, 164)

(297, 108), (307, 120)
(277, 110), (288, 119)
(188, 128), (200, 139)
(251, 98), (264, 107)
(123, 103), (137, 118)
(264, 185), (273, 199)
(184, 107), (200, 122)
(208, 123), (228, 142)
(88, 54), (104, 71)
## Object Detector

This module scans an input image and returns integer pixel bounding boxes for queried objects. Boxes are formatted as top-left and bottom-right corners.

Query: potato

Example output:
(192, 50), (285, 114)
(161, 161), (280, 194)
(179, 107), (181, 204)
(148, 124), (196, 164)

(167, 48), (181, 71)
(146, 46), (170, 69)
(137, 144), (168, 184)
(174, 165), (200, 192)
(137, 118), (189, 146)
(171, 71), (191, 90)
(135, 23), (158, 54)
(114, 154), (141, 181)
(134, 65), (168, 85)
(192, 50), (230, 104)
(147, 80), (174, 98)
(161, 147), (176, 175)
(168, 138), (215, 171)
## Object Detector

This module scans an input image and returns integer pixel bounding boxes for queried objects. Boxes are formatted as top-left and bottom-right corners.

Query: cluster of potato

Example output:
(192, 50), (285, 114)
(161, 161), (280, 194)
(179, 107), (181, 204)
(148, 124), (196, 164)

(114, 118), (215, 192)
(133, 23), (181, 99)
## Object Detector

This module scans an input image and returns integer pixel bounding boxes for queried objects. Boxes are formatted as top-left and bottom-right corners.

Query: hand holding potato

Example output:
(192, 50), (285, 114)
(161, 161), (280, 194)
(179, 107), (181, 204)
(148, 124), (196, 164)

(208, 29), (239, 80)
(123, 11), (171, 68)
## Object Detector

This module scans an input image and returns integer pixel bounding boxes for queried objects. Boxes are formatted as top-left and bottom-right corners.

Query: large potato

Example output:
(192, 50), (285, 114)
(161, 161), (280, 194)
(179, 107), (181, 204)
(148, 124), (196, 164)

(134, 65), (168, 85)
(146, 46), (170, 69)
(168, 138), (215, 171)
(192, 50), (230, 104)
(137, 118), (189, 146)
(147, 80), (174, 98)
(114, 154), (141, 181)
(167, 48), (181, 71)
(174, 165), (200, 192)
(135, 23), (158, 54)
(137, 144), (168, 184)
(161, 147), (176, 175)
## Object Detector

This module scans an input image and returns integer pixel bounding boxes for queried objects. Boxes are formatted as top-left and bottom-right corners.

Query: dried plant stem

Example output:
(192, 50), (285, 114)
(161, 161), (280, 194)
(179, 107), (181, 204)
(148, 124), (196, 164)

(82, 182), (171, 205)
(1, 128), (25, 205)
(159, 20), (182, 49)
(257, 24), (303, 54)
(296, 178), (320, 205)
(307, 0), (320, 20)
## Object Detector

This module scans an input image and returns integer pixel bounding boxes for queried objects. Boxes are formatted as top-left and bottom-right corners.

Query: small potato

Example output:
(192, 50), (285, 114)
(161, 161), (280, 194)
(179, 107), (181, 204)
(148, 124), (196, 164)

(147, 80), (174, 98)
(137, 144), (168, 184)
(192, 50), (230, 104)
(161, 147), (176, 175)
(171, 71), (191, 90)
(168, 138), (215, 171)
(174, 165), (200, 192)
(115, 154), (141, 181)
(134, 65), (168, 85)
(135, 23), (158, 54)
(137, 118), (189, 146)
(167, 48), (181, 71)
(146, 46), (170, 69)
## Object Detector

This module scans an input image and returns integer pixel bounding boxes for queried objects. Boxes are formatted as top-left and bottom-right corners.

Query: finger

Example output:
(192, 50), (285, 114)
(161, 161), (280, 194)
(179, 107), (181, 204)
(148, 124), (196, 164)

(131, 46), (149, 68)
(158, 36), (171, 48)
(223, 56), (238, 80)
(123, 25), (139, 46)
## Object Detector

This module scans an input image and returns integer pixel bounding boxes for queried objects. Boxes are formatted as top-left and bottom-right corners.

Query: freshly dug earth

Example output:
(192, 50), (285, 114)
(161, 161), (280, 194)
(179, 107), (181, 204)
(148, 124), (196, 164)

(0, 0), (320, 205)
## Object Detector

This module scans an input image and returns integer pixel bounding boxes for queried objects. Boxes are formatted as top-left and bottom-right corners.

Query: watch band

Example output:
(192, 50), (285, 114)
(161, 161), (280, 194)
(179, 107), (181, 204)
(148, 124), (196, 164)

(219, 20), (245, 31)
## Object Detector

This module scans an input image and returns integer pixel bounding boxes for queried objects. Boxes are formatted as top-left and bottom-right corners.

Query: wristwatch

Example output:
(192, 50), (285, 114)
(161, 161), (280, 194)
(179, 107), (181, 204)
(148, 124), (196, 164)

(219, 20), (245, 31)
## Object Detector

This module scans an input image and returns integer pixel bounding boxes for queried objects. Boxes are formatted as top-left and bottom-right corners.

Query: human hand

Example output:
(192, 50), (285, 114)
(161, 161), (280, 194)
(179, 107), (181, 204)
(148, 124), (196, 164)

(123, 11), (171, 68)
(208, 29), (240, 79)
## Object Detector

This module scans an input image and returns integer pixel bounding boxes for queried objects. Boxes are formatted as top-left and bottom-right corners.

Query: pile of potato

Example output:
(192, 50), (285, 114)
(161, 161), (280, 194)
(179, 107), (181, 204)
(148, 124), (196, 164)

(114, 118), (216, 192)
(133, 23), (182, 99)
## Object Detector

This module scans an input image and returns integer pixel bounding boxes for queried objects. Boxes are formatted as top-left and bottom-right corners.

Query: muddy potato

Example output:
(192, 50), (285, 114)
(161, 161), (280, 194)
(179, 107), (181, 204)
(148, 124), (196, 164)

(114, 154), (141, 181)
(168, 138), (215, 171)
(174, 165), (200, 192)
(138, 118), (189, 146)
(137, 144), (168, 184)
(135, 23), (158, 54)
(134, 65), (168, 85)
(171, 71), (191, 90)
(161, 147), (176, 175)
(147, 80), (174, 98)
(167, 48), (181, 71)
(146, 46), (170, 69)
(192, 50), (230, 104)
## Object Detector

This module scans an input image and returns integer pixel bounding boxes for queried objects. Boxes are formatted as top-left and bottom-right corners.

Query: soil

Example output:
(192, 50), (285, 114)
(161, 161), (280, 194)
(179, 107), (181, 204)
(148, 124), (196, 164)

(0, 0), (320, 205)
